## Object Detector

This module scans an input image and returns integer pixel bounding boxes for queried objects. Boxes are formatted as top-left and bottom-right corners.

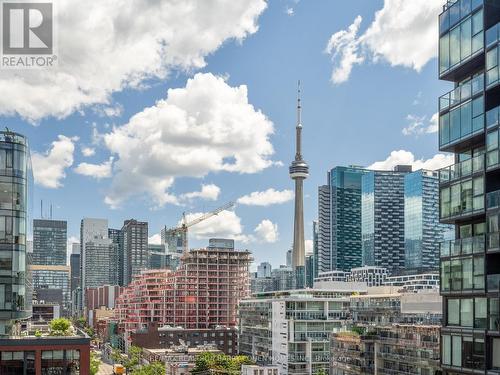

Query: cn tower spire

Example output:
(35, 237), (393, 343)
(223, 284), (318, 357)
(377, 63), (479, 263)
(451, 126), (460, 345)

(289, 80), (309, 289)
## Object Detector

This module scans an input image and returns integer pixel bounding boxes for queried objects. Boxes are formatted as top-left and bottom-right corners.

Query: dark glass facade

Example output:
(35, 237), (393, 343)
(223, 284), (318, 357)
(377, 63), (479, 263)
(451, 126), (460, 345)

(0, 131), (31, 335)
(32, 219), (67, 266)
(439, 0), (500, 372)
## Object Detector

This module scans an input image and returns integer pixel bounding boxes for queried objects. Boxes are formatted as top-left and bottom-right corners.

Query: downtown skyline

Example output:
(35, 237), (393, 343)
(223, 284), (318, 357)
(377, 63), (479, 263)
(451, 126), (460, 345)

(2, 0), (452, 268)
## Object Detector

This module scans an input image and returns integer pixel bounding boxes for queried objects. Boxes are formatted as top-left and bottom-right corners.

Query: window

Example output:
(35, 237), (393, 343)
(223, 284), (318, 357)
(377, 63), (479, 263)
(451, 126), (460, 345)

(452, 335), (462, 367)
(474, 256), (484, 289)
(475, 298), (487, 328)
(448, 299), (460, 325)
(490, 298), (499, 330)
(463, 258), (473, 289)
(461, 298), (473, 327)
(442, 335), (451, 365)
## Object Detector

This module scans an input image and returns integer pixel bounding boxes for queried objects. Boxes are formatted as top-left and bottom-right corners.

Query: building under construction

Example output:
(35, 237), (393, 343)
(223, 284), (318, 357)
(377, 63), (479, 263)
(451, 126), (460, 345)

(114, 246), (252, 345)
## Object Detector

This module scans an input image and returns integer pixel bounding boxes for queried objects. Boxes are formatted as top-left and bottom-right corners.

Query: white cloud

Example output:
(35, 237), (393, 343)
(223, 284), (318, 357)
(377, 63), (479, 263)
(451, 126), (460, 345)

(402, 113), (438, 136)
(181, 184), (221, 201)
(285, 7), (294, 16)
(81, 147), (95, 157)
(148, 234), (161, 245)
(74, 157), (114, 179)
(103, 73), (275, 208)
(325, 0), (442, 84)
(254, 219), (279, 243)
(325, 16), (364, 84)
(94, 104), (124, 118)
(184, 210), (250, 243)
(237, 188), (293, 206)
(31, 135), (77, 188)
(0, 0), (267, 122)
(368, 150), (454, 171)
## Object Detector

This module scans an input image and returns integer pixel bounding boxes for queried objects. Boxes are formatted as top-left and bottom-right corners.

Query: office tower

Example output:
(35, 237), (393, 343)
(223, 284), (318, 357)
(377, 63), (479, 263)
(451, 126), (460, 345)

(108, 228), (124, 285)
(404, 169), (453, 272)
(361, 167), (410, 274)
(30, 265), (71, 314)
(0, 131), (31, 335)
(161, 226), (184, 254)
(317, 184), (331, 273)
(289, 84), (309, 288)
(312, 220), (319, 279)
(70, 245), (80, 294)
(32, 219), (67, 266)
(238, 288), (361, 374)
(257, 262), (272, 278)
(271, 265), (294, 291)
(329, 166), (367, 272)
(438, 0), (500, 371)
(121, 219), (148, 285)
(286, 248), (292, 267)
(305, 253), (314, 288)
(80, 218), (118, 290)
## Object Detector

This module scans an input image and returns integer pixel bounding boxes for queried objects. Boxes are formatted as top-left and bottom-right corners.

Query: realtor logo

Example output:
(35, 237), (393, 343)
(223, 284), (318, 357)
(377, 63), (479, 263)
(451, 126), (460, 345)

(1, 1), (56, 68)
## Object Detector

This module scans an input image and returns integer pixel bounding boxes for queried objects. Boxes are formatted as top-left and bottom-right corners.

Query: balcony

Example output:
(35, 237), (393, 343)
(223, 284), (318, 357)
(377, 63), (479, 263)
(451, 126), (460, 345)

(439, 74), (483, 112)
(488, 232), (500, 251)
(487, 274), (500, 292)
(440, 234), (485, 258)
(439, 154), (484, 184)
(487, 190), (500, 210)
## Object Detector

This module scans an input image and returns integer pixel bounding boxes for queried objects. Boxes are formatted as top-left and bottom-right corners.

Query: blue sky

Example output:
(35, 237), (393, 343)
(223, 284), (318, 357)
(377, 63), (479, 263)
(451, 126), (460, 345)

(2, 0), (452, 268)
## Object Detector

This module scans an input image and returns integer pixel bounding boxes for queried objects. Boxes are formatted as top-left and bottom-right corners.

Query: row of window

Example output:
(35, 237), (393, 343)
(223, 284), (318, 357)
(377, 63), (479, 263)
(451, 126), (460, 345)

(440, 0), (482, 35)
(442, 334), (484, 370)
(440, 176), (484, 218)
(439, 9), (483, 75)
(440, 96), (484, 147)
(441, 256), (484, 292)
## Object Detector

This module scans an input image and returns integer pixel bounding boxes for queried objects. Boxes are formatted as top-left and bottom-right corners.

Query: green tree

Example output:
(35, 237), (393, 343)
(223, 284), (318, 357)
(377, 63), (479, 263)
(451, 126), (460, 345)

(111, 348), (124, 364)
(191, 352), (254, 374)
(75, 317), (87, 328)
(315, 369), (328, 375)
(132, 362), (165, 375)
(49, 318), (71, 336)
(90, 352), (101, 375)
(124, 345), (142, 372)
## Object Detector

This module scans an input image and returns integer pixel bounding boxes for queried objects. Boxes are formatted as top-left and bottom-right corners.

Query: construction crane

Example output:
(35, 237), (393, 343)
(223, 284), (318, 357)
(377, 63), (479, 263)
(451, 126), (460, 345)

(163, 201), (235, 253)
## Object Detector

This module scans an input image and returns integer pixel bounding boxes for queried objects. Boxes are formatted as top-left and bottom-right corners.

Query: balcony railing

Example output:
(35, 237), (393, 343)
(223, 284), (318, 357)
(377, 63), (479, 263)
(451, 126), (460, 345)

(487, 190), (500, 210)
(488, 232), (500, 251)
(440, 234), (485, 257)
(439, 154), (484, 183)
(487, 274), (500, 292)
(439, 75), (483, 112)
(487, 105), (500, 128)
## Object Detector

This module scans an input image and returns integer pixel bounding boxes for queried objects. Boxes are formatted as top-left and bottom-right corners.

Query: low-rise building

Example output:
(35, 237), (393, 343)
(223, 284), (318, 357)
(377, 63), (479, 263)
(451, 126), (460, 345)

(130, 324), (237, 355)
(143, 345), (222, 375)
(330, 331), (375, 375)
(384, 272), (439, 292)
(348, 266), (388, 287)
(0, 328), (90, 374)
(241, 364), (280, 375)
(239, 288), (365, 375)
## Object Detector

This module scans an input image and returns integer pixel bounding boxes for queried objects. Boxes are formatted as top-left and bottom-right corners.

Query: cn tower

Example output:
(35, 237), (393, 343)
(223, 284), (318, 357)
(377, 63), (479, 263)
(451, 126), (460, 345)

(289, 81), (309, 289)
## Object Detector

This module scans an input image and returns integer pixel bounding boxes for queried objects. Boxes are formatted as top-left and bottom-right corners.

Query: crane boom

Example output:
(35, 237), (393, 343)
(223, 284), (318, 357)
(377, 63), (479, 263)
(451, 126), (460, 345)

(163, 201), (236, 254)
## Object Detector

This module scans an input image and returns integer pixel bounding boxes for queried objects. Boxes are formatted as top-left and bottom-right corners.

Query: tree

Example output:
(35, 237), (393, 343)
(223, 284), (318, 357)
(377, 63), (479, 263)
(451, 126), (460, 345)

(191, 352), (255, 374)
(49, 318), (71, 336)
(90, 352), (101, 375)
(315, 369), (328, 375)
(133, 362), (165, 375)
(111, 348), (124, 364)
(124, 345), (142, 372)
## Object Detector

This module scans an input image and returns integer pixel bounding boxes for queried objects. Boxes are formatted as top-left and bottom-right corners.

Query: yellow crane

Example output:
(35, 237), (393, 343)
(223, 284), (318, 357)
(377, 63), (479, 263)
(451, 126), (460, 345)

(163, 201), (235, 253)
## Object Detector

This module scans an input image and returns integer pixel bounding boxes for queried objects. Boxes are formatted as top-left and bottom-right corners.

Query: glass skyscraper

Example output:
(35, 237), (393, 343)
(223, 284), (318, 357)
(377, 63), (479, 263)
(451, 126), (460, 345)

(438, 0), (500, 371)
(32, 219), (67, 266)
(404, 170), (453, 272)
(361, 168), (409, 274)
(0, 131), (31, 335)
(327, 166), (367, 272)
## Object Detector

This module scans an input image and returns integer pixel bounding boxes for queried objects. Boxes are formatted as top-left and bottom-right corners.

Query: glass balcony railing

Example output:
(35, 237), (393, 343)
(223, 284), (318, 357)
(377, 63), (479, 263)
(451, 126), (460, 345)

(487, 190), (500, 210)
(487, 149), (500, 169)
(488, 232), (500, 251)
(487, 274), (500, 292)
(487, 106), (500, 128)
(440, 234), (485, 257)
(440, 0), (483, 35)
(439, 75), (484, 112)
(439, 154), (484, 183)
(487, 22), (500, 47)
